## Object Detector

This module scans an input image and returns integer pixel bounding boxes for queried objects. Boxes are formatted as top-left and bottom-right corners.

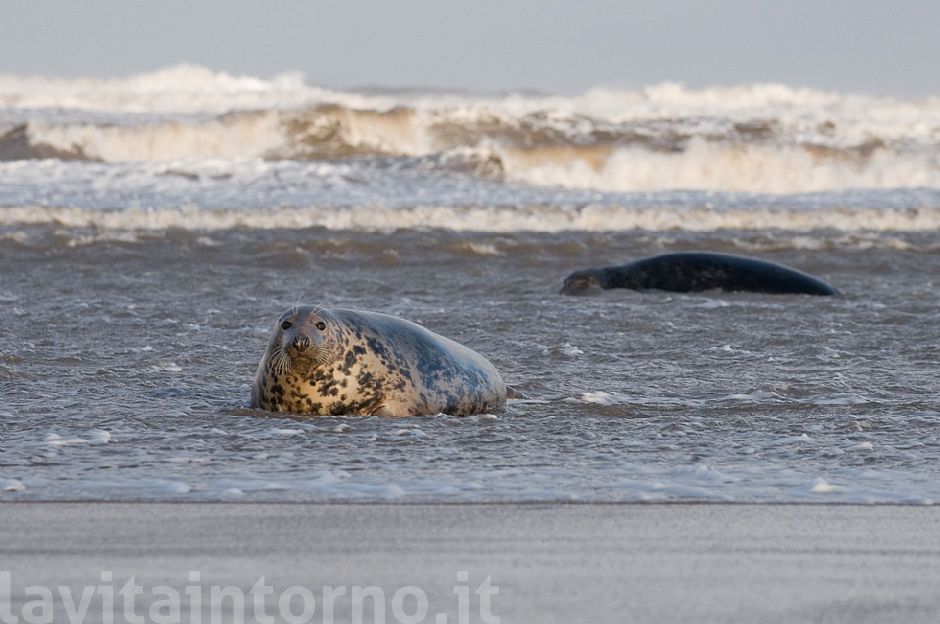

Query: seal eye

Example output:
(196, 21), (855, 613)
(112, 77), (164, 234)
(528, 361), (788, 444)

(281, 320), (292, 330)
(315, 321), (326, 331)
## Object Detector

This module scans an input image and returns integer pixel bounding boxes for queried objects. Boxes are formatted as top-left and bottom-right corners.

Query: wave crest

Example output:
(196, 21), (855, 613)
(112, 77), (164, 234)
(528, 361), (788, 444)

(4, 203), (937, 233)
(3, 65), (940, 193)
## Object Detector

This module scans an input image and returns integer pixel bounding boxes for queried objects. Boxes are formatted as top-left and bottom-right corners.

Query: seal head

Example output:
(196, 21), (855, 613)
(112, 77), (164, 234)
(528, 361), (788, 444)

(265, 306), (339, 378)
(560, 268), (611, 295)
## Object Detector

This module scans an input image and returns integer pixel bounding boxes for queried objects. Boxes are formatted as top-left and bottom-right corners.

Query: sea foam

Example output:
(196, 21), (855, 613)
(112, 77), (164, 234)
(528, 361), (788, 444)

(3, 65), (940, 194)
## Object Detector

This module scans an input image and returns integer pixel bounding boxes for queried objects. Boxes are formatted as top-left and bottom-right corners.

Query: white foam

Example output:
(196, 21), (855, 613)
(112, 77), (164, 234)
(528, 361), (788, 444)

(1, 478), (25, 492)
(17, 110), (940, 193)
(90, 430), (111, 444)
(45, 433), (88, 447)
(0, 64), (325, 115)
(4, 65), (940, 194)
(151, 361), (183, 372)
(265, 428), (306, 437)
(308, 470), (348, 487)
(4, 67), (938, 139)
(810, 478), (840, 493)
(4, 203), (939, 233)
(459, 242), (503, 256)
(576, 391), (631, 405)
(500, 139), (940, 193)
(378, 484), (406, 499)
(394, 428), (428, 439)
(27, 113), (288, 161)
(166, 482), (191, 495)
(560, 343), (584, 356)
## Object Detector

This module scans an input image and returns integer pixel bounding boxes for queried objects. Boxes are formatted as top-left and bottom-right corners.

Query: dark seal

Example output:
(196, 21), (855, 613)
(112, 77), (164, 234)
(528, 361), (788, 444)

(560, 252), (839, 296)
(251, 305), (506, 416)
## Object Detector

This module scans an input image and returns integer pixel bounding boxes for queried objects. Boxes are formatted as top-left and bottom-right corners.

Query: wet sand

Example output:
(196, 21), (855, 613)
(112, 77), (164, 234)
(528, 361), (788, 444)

(2, 503), (939, 623)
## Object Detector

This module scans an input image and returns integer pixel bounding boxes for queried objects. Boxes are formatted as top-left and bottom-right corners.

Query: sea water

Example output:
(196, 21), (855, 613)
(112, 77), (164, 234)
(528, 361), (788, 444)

(1, 65), (938, 502)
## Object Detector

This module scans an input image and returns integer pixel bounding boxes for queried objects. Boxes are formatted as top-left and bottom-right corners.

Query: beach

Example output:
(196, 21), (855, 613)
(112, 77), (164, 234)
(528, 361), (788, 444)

(2, 65), (940, 622)
(3, 502), (940, 623)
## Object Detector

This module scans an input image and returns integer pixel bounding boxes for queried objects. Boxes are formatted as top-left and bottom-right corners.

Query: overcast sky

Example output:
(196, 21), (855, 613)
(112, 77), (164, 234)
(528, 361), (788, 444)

(1, 0), (938, 96)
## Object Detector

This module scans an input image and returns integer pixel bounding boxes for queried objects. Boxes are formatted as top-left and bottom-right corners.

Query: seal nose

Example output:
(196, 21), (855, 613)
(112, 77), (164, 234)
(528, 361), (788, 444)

(292, 336), (310, 352)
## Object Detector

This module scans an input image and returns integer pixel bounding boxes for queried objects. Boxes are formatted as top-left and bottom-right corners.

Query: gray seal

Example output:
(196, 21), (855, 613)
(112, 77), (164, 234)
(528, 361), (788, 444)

(561, 252), (839, 296)
(251, 305), (506, 416)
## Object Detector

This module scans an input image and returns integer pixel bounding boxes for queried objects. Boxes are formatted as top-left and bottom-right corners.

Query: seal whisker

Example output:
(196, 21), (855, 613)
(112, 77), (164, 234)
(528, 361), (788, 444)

(313, 348), (332, 365)
(267, 346), (280, 373)
(277, 352), (292, 376)
(268, 345), (292, 377)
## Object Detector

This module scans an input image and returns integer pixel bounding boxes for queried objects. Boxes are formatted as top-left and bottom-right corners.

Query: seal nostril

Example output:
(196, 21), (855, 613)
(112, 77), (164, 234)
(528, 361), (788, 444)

(293, 336), (310, 351)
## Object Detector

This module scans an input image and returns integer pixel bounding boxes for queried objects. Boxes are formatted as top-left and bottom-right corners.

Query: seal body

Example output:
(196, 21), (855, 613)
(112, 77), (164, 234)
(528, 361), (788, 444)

(251, 306), (506, 416)
(561, 252), (839, 296)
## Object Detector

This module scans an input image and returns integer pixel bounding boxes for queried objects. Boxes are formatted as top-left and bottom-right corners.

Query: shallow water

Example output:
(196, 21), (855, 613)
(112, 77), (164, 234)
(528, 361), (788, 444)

(2, 67), (940, 502)
(2, 227), (939, 503)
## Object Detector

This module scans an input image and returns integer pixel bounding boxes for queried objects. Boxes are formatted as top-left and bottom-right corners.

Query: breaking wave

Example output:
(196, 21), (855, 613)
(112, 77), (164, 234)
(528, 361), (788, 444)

(3, 65), (940, 194)
(3, 203), (938, 233)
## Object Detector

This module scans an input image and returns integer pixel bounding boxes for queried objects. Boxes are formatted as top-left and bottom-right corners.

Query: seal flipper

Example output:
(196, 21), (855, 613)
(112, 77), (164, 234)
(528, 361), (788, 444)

(506, 386), (529, 400)
(370, 402), (415, 417)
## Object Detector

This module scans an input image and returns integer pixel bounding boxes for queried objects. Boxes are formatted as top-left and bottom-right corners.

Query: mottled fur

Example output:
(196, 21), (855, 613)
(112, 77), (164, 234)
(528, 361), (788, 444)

(251, 306), (506, 416)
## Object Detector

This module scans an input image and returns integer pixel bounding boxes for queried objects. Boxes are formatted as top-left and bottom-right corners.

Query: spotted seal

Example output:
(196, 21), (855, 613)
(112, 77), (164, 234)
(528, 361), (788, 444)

(560, 252), (840, 296)
(251, 305), (507, 416)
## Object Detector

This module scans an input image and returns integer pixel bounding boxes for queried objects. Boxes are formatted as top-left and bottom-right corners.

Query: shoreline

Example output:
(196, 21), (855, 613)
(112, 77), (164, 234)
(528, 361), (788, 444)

(0, 499), (936, 505)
